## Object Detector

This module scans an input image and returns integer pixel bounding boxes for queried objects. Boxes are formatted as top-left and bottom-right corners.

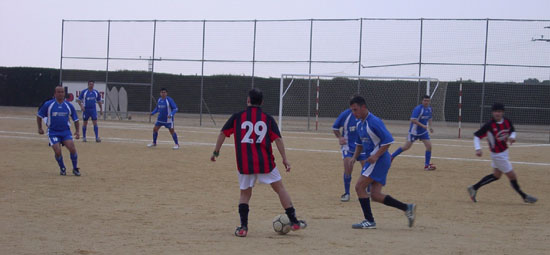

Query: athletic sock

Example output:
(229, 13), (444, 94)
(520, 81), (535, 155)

(425, 150), (432, 167)
(391, 147), (403, 158)
(383, 195), (408, 211)
(510, 180), (527, 199)
(473, 174), (498, 190)
(343, 174), (352, 194)
(238, 203), (249, 228)
(82, 126), (87, 138)
(172, 133), (179, 145)
(153, 132), (158, 144)
(93, 125), (99, 139)
(359, 198), (375, 222)
(285, 206), (299, 224)
(70, 153), (78, 170)
(55, 156), (65, 169)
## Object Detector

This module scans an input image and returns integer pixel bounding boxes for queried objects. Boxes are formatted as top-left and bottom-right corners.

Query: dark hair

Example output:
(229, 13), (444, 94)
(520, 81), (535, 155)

(349, 95), (366, 106)
(249, 88), (263, 105)
(88, 80), (95, 83)
(423, 95), (430, 99)
(160, 88), (168, 92)
(491, 103), (505, 112)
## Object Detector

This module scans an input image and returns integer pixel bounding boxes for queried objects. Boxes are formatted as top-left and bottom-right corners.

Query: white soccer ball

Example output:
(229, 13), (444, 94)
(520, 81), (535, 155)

(273, 214), (291, 235)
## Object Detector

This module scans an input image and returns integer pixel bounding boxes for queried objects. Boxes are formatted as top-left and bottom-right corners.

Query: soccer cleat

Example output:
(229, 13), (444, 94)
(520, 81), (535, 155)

(173, 144), (180, 150)
(524, 195), (538, 204)
(352, 220), (377, 229)
(467, 186), (477, 203)
(60, 167), (66, 176)
(234, 226), (248, 237)
(424, 164), (436, 171)
(82, 137), (87, 142)
(72, 168), (81, 176)
(147, 143), (156, 148)
(340, 193), (350, 202)
(95, 137), (101, 143)
(405, 204), (416, 228)
(291, 220), (307, 231)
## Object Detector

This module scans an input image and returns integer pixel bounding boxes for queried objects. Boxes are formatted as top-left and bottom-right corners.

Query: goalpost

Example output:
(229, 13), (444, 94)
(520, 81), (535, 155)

(278, 74), (446, 132)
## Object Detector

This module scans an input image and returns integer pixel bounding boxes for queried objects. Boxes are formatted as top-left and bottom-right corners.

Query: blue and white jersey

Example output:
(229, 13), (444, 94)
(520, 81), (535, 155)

(409, 104), (432, 136)
(37, 99), (79, 132)
(151, 96), (178, 123)
(332, 109), (361, 153)
(78, 89), (102, 109)
(355, 113), (394, 156)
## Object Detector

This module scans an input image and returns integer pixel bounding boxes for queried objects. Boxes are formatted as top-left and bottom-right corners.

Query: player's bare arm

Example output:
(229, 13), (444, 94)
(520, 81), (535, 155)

(367, 144), (391, 164)
(211, 132), (226, 162)
(36, 116), (44, 134)
(274, 138), (291, 172)
(74, 120), (80, 139)
(428, 119), (434, 133)
(350, 144), (363, 167)
(98, 101), (103, 115)
(333, 130), (347, 145)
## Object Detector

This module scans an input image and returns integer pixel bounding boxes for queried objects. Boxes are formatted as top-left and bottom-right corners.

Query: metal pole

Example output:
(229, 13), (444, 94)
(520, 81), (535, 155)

(417, 18), (424, 104)
(307, 19), (313, 130)
(149, 20), (157, 123)
(200, 20), (206, 126)
(251, 20), (257, 88)
(104, 20), (111, 121)
(480, 19), (489, 125)
(279, 75), (284, 131)
(458, 78), (463, 139)
(59, 20), (64, 85)
(357, 19), (363, 94)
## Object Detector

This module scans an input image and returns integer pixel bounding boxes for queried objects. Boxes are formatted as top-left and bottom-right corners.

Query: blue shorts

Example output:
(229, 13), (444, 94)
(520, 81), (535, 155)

(407, 132), (430, 142)
(361, 152), (391, 186)
(155, 121), (174, 129)
(48, 130), (73, 146)
(83, 109), (98, 121)
(342, 149), (367, 161)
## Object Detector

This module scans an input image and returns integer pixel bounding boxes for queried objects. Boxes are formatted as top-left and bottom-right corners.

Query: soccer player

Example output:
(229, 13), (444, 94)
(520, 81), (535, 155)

(77, 80), (103, 143)
(467, 103), (537, 204)
(333, 106), (367, 202)
(210, 88), (307, 237)
(391, 95), (436, 171)
(349, 95), (416, 229)
(36, 86), (81, 176)
(148, 88), (180, 149)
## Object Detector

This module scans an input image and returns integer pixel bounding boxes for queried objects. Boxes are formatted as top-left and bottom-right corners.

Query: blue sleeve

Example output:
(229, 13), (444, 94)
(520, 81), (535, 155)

(332, 110), (347, 130)
(96, 90), (102, 102)
(69, 103), (79, 121)
(373, 118), (394, 146)
(151, 106), (158, 115)
(78, 90), (84, 101)
(37, 101), (49, 118)
(169, 98), (178, 116)
(410, 106), (421, 119)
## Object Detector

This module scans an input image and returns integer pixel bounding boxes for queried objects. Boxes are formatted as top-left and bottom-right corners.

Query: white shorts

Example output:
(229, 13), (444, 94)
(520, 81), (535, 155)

(491, 150), (513, 173)
(238, 167), (282, 190)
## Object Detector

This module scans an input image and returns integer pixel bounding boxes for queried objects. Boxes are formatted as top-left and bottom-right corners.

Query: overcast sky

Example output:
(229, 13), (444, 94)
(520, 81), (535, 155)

(1, 0), (549, 82)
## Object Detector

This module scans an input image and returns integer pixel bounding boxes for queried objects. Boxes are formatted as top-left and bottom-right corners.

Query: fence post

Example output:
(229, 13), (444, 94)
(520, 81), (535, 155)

(417, 18), (424, 104)
(480, 19), (490, 126)
(59, 20), (64, 85)
(307, 19), (314, 130)
(200, 20), (206, 126)
(149, 20), (157, 123)
(357, 18), (363, 93)
(251, 20), (257, 88)
(104, 20), (111, 121)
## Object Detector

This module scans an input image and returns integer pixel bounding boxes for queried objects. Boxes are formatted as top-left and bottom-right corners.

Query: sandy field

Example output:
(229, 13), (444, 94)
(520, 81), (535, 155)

(0, 106), (549, 255)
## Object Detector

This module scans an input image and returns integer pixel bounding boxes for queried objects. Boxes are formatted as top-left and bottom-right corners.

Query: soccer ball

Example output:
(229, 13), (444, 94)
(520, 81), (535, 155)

(272, 214), (291, 235)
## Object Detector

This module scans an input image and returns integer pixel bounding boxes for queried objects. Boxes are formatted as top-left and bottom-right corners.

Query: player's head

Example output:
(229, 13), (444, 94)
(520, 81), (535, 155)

(422, 95), (430, 107)
(491, 103), (505, 121)
(88, 80), (95, 89)
(349, 95), (368, 119)
(160, 88), (168, 99)
(54, 86), (65, 101)
(247, 88), (263, 106)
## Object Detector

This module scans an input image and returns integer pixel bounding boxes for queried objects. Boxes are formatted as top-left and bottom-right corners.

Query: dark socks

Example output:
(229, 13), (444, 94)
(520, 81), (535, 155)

(55, 156), (65, 169)
(285, 206), (299, 224)
(153, 132), (158, 144)
(238, 203), (249, 228)
(93, 125), (99, 139)
(82, 126), (87, 138)
(359, 198), (375, 222)
(391, 147), (403, 158)
(343, 174), (352, 194)
(70, 153), (78, 170)
(425, 151), (432, 166)
(383, 195), (408, 211)
(473, 174), (498, 190)
(172, 133), (179, 145)
(510, 180), (527, 199)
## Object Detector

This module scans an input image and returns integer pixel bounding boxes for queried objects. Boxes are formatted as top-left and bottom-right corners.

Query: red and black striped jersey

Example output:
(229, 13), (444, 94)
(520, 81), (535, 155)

(474, 117), (515, 153)
(222, 106), (282, 174)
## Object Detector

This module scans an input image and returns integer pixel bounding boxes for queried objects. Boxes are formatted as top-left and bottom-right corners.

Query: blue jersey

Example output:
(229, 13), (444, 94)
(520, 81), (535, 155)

(37, 99), (79, 132)
(355, 113), (394, 156)
(332, 109), (361, 153)
(78, 89), (101, 109)
(409, 104), (432, 136)
(151, 96), (178, 123)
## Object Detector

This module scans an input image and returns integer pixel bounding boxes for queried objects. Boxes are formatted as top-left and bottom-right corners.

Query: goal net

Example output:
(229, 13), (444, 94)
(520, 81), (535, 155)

(278, 74), (447, 134)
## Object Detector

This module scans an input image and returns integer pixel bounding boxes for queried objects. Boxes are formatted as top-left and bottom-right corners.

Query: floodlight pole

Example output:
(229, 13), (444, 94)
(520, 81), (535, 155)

(251, 20), (257, 88)
(104, 20), (111, 121)
(149, 20), (157, 123)
(480, 19), (489, 126)
(200, 20), (206, 126)
(417, 18), (424, 104)
(59, 20), (64, 85)
(357, 18), (363, 93)
(307, 19), (314, 131)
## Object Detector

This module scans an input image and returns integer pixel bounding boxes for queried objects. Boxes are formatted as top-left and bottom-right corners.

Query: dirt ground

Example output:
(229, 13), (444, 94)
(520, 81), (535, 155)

(1, 106), (549, 255)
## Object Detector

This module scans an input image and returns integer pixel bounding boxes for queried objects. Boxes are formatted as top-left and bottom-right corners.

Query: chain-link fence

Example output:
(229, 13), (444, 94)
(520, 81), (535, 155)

(59, 18), (550, 141)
